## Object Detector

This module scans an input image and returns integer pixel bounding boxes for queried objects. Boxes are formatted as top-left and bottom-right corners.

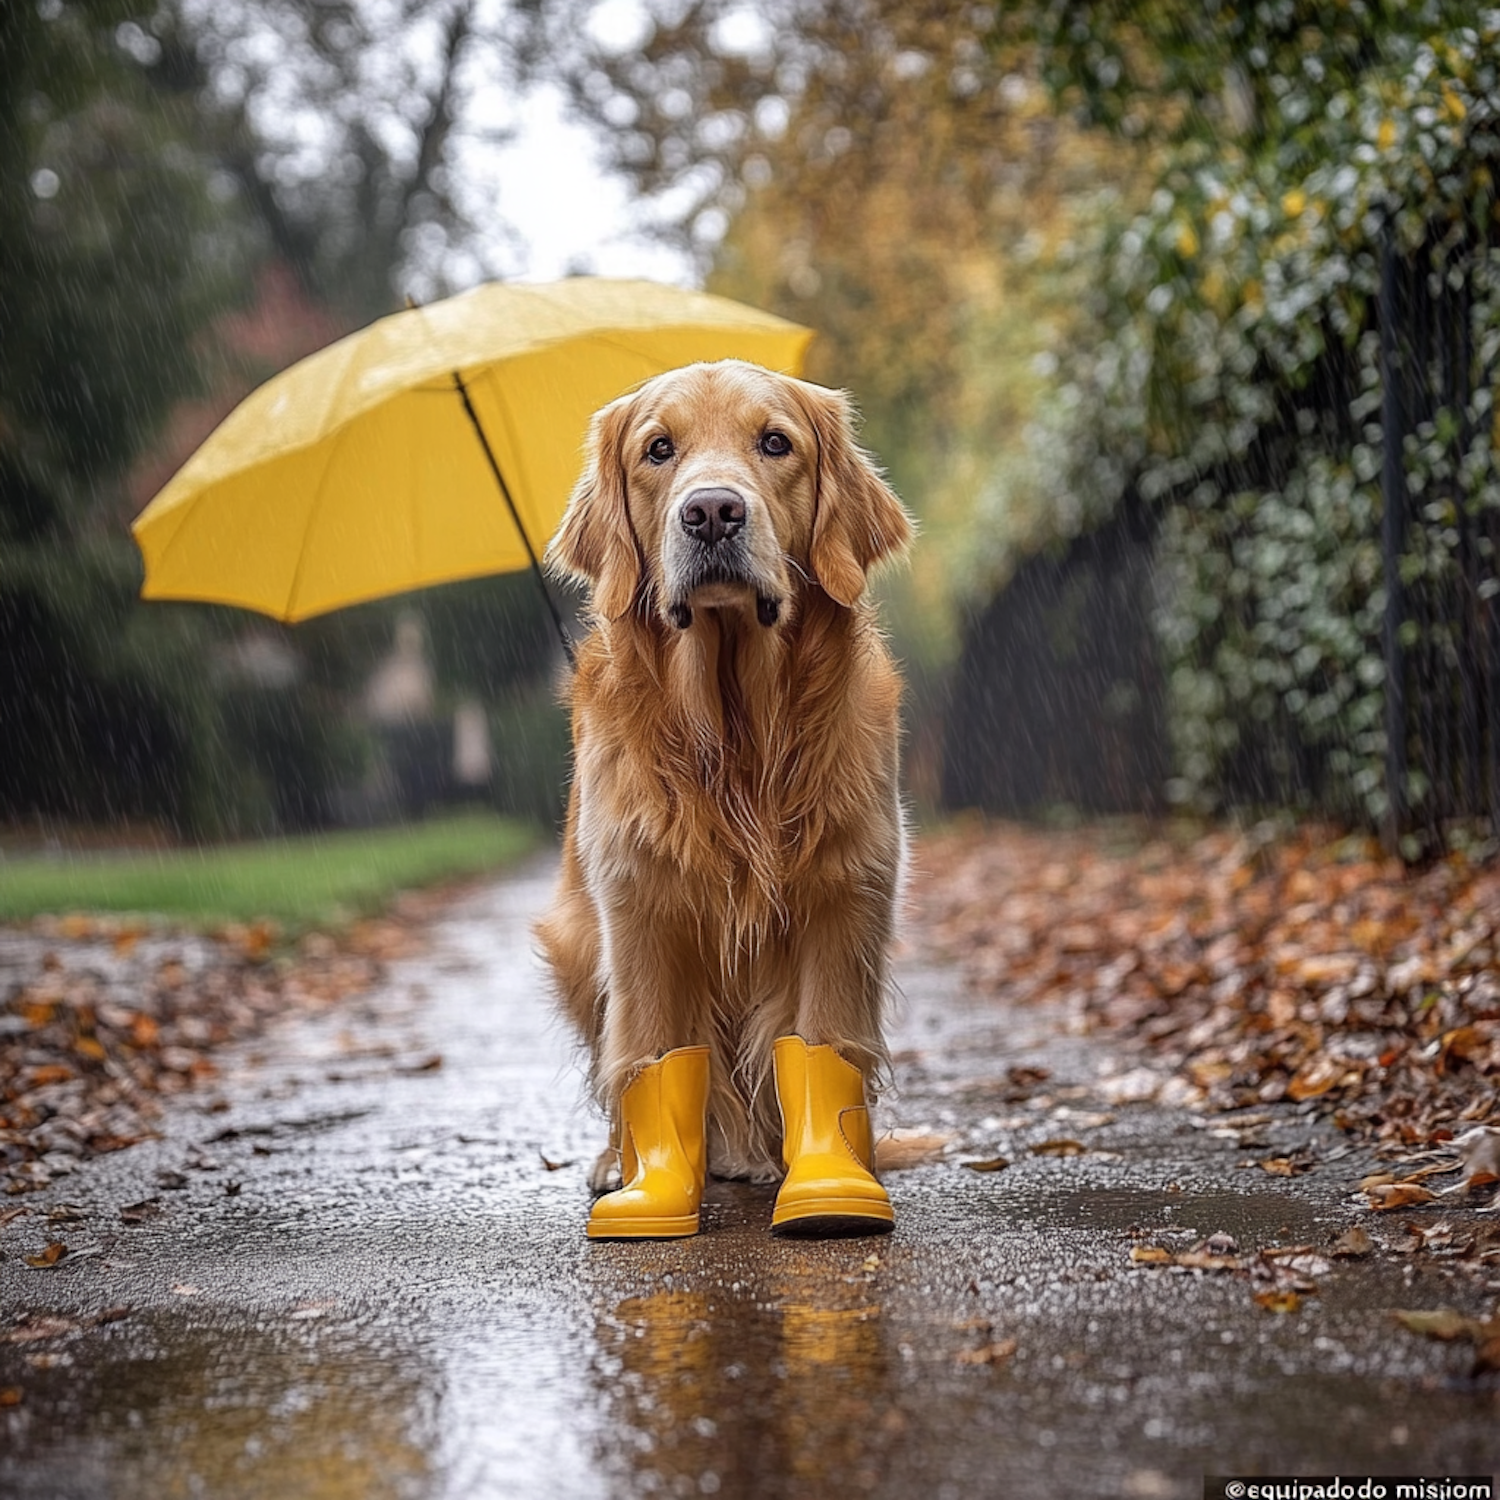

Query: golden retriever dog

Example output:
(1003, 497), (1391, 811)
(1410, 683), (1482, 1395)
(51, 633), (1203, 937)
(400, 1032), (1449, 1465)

(537, 359), (913, 1189)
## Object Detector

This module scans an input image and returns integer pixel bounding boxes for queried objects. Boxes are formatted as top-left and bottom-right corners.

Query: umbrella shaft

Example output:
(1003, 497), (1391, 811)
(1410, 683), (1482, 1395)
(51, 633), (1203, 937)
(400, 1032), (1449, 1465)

(452, 370), (575, 670)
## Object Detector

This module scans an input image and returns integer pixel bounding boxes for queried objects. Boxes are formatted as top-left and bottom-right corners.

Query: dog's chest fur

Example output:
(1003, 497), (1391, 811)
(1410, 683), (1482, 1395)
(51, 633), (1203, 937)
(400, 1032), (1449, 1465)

(575, 594), (896, 935)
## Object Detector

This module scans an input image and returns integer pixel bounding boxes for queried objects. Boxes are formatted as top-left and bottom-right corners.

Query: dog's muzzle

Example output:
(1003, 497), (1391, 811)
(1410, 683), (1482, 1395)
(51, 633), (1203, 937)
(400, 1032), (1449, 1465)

(666, 486), (780, 630)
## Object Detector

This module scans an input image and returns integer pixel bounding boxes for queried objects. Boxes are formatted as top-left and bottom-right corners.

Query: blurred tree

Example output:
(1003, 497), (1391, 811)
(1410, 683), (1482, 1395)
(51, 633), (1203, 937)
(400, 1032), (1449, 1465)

(548, 0), (1134, 676)
(171, 0), (546, 323)
(165, 0), (569, 826)
(1, 1), (570, 839)
(0, 0), (263, 833)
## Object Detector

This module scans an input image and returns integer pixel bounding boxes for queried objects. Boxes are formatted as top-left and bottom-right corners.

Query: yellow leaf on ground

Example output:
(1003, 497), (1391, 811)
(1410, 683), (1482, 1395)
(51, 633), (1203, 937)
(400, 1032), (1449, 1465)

(1254, 1289), (1301, 1313)
(1130, 1246), (1173, 1264)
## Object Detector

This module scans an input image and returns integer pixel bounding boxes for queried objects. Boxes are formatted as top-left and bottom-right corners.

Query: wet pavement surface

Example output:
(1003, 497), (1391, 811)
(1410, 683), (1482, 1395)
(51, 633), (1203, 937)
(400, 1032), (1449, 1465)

(2, 858), (1497, 1499)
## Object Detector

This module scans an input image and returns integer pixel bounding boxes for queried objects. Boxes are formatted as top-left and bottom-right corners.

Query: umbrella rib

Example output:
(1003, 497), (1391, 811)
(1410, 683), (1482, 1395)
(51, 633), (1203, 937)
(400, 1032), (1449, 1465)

(283, 418), (360, 621)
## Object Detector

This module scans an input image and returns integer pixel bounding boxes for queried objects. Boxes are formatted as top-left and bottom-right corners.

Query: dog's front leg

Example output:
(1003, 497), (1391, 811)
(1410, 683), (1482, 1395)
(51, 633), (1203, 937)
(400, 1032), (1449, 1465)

(591, 874), (712, 1104)
(764, 876), (899, 1237)
(584, 872), (717, 1239)
(788, 877), (896, 1083)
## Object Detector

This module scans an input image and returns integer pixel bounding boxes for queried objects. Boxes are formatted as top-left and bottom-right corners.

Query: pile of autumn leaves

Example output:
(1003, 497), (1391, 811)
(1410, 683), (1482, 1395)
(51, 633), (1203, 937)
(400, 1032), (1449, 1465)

(913, 820), (1500, 1158)
(0, 913), (423, 1197)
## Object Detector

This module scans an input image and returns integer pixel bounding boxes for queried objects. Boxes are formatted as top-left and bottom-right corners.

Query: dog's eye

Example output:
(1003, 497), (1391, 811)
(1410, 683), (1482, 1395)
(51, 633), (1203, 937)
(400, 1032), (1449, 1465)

(759, 431), (792, 458)
(646, 435), (675, 465)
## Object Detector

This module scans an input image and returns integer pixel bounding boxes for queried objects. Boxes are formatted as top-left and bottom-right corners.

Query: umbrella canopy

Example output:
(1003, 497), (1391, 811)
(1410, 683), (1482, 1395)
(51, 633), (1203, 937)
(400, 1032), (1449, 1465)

(132, 278), (813, 623)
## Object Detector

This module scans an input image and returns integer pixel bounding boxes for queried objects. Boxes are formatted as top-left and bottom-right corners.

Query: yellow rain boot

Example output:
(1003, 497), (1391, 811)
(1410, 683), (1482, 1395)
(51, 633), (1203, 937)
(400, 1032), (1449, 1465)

(771, 1035), (894, 1237)
(587, 1046), (710, 1240)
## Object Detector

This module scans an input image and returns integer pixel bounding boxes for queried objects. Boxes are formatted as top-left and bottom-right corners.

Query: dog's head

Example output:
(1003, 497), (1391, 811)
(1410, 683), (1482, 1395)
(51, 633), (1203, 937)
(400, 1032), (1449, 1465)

(547, 360), (912, 629)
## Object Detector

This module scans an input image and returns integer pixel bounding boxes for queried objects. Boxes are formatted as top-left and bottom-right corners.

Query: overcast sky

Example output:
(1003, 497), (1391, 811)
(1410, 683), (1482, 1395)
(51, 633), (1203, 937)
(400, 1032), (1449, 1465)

(479, 79), (696, 286)
(448, 0), (702, 289)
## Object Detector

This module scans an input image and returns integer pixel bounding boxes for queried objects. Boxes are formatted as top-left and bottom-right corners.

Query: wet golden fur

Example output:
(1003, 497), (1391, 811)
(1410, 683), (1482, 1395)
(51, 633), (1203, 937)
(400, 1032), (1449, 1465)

(536, 360), (913, 1185)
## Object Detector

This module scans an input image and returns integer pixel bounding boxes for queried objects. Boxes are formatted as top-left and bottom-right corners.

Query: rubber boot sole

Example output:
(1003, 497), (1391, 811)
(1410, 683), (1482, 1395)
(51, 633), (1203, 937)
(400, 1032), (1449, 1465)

(586, 1213), (700, 1240)
(770, 1198), (894, 1239)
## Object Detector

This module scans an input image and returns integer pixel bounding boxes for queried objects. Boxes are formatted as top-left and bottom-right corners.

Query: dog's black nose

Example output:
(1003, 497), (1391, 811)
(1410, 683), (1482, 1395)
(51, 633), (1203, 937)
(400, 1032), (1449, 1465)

(680, 488), (746, 546)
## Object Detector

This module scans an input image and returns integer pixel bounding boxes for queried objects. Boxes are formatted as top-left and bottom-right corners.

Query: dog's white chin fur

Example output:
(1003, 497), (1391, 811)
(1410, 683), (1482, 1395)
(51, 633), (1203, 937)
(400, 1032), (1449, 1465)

(695, 581), (755, 606)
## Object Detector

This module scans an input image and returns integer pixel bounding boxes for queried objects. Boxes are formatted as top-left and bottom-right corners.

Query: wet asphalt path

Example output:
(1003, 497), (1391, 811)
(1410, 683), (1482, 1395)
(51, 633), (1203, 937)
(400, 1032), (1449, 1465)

(2, 857), (1497, 1499)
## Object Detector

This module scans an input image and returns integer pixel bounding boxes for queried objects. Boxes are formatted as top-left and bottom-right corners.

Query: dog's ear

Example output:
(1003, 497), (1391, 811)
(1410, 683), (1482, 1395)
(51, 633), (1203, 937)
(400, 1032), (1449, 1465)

(800, 384), (913, 608)
(546, 393), (641, 620)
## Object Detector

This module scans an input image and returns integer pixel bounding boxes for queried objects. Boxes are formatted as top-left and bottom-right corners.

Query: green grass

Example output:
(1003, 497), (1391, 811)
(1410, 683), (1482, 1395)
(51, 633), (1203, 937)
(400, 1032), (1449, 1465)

(0, 812), (539, 928)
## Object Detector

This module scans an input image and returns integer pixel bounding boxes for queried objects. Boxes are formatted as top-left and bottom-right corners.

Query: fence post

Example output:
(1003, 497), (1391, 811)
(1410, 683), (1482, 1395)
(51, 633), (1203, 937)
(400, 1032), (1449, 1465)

(1380, 224), (1407, 853)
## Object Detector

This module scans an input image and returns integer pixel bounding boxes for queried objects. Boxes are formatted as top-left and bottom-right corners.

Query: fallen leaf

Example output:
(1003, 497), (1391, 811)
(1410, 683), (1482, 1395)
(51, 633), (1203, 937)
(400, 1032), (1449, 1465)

(962, 1157), (1011, 1173)
(1257, 1156), (1311, 1177)
(1437, 1026), (1485, 1073)
(1367, 1182), (1439, 1211)
(24, 1241), (66, 1268)
(119, 1199), (163, 1225)
(5, 1315), (79, 1343)
(1253, 1289), (1301, 1313)
(1173, 1251), (1243, 1271)
(0, 1388), (22, 1407)
(1360, 1172), (1398, 1191)
(1286, 1056), (1346, 1101)
(539, 1153), (573, 1172)
(1450, 1127), (1500, 1196)
(1030, 1139), (1086, 1157)
(1277, 1253), (1333, 1277)
(861, 1254), (883, 1272)
(956, 1337), (1017, 1366)
(1330, 1225), (1373, 1257)
(1393, 1308), (1480, 1341)
(1130, 1246), (1173, 1265)
(874, 1130), (954, 1171)
(24, 1065), (74, 1089)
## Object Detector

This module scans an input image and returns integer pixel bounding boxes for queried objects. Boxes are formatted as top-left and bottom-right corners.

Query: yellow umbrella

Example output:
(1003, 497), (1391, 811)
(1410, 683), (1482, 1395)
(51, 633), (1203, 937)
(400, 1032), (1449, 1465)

(132, 277), (813, 646)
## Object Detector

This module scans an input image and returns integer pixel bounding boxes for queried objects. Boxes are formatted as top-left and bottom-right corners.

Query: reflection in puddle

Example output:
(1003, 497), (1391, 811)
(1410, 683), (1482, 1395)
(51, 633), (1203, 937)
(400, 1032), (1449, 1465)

(3, 1309), (436, 1500)
(593, 1251), (899, 1498)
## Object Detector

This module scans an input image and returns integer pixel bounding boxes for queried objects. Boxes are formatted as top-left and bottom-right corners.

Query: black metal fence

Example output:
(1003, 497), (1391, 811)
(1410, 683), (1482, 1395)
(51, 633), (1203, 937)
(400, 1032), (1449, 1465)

(941, 496), (1170, 817)
(941, 205), (1500, 853)
(1380, 213), (1500, 851)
